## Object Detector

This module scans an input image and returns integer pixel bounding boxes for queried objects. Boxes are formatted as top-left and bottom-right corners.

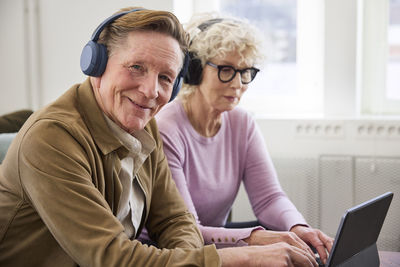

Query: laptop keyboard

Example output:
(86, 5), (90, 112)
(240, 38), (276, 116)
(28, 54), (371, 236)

(316, 256), (325, 267)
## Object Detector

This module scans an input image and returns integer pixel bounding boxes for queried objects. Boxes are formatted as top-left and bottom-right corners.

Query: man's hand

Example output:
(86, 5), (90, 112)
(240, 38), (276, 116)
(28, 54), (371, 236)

(243, 229), (315, 258)
(290, 225), (334, 264)
(218, 242), (318, 267)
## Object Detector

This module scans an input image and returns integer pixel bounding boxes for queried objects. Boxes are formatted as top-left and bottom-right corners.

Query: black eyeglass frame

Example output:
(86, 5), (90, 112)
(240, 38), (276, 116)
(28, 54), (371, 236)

(206, 62), (260, 84)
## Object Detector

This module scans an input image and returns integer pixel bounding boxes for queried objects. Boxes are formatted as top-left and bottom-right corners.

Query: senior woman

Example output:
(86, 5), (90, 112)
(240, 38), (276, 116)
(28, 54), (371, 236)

(155, 13), (333, 264)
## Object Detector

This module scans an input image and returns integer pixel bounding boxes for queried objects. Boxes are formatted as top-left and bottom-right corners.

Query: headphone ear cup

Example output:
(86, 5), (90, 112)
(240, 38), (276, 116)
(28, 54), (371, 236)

(184, 52), (203, 85)
(80, 40), (108, 77)
(170, 76), (182, 102)
(169, 52), (190, 102)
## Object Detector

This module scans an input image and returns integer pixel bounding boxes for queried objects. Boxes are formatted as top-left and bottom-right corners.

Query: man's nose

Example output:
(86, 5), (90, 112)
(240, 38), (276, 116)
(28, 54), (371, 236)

(139, 74), (159, 99)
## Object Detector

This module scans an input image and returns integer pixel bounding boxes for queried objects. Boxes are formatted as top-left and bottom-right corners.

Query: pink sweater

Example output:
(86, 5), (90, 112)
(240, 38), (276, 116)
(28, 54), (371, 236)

(155, 99), (307, 247)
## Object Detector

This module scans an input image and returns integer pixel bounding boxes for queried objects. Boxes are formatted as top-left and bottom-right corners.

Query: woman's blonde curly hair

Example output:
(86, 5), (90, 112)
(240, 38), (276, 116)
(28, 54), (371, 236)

(179, 12), (266, 100)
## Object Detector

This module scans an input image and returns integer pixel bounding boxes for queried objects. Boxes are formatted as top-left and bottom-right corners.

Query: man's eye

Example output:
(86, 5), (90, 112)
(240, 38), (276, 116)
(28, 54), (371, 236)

(160, 75), (172, 83)
(129, 65), (143, 71)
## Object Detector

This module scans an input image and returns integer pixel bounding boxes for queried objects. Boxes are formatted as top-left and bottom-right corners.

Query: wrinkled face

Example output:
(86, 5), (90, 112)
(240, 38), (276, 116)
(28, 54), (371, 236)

(198, 51), (251, 113)
(92, 31), (182, 133)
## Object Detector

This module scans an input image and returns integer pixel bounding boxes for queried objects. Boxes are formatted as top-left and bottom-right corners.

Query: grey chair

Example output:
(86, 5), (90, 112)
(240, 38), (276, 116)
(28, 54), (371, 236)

(0, 132), (17, 163)
(0, 109), (33, 163)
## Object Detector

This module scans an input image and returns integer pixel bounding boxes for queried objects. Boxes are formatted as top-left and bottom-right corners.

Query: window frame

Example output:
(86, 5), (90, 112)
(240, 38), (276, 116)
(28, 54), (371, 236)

(359, 0), (400, 116)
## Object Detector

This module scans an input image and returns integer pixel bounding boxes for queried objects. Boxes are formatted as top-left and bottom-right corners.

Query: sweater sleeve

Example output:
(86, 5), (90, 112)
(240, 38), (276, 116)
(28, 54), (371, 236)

(159, 123), (262, 248)
(241, 116), (308, 231)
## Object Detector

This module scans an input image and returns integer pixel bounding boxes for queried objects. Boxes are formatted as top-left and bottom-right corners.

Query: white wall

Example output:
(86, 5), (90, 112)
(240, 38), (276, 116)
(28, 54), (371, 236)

(0, 0), (29, 113)
(0, 0), (174, 114)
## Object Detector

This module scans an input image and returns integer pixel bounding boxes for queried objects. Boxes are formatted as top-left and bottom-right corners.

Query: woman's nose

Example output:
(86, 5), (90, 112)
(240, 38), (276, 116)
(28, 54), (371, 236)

(230, 71), (243, 88)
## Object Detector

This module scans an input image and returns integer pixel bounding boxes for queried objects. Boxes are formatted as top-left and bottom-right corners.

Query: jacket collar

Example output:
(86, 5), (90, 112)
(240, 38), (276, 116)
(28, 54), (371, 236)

(76, 78), (124, 156)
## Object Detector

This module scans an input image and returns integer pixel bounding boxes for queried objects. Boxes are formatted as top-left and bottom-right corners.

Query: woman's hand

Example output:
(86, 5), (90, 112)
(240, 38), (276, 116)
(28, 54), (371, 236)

(243, 229), (315, 258)
(290, 225), (334, 264)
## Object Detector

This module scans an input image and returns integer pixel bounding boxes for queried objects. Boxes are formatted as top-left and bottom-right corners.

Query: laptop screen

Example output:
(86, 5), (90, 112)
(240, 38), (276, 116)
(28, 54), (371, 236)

(326, 192), (393, 266)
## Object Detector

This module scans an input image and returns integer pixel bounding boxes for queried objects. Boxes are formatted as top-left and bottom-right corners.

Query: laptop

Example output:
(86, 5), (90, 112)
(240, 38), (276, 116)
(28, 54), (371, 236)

(316, 191), (393, 267)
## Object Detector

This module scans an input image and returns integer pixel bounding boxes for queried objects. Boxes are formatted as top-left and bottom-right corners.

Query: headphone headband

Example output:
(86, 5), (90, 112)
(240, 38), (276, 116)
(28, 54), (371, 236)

(184, 18), (225, 85)
(90, 8), (145, 41)
(197, 18), (224, 32)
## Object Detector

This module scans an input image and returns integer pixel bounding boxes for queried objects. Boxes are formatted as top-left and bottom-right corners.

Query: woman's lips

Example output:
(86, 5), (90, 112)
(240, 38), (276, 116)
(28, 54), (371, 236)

(224, 96), (237, 102)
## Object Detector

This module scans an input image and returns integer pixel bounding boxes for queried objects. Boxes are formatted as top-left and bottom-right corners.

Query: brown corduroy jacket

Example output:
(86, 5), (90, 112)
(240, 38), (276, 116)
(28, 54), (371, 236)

(0, 79), (220, 267)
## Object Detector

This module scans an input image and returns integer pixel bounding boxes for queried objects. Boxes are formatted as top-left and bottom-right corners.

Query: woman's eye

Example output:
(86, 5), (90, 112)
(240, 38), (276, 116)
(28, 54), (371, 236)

(221, 67), (233, 74)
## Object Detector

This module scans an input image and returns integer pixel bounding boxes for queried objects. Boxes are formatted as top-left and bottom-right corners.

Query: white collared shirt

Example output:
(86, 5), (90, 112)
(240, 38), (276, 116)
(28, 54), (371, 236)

(104, 115), (155, 239)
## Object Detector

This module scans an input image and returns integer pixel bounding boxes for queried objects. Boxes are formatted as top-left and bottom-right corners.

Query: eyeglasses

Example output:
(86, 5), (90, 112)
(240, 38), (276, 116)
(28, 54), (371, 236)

(206, 62), (260, 84)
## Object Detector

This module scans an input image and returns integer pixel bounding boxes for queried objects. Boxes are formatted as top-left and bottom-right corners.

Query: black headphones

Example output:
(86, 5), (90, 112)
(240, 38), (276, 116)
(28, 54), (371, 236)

(184, 18), (223, 85)
(80, 8), (188, 102)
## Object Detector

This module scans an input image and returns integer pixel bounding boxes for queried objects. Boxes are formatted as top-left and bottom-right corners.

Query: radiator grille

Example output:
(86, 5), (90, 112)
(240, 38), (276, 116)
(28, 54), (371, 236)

(355, 157), (400, 251)
(232, 155), (400, 252)
(319, 155), (354, 236)
(273, 158), (319, 227)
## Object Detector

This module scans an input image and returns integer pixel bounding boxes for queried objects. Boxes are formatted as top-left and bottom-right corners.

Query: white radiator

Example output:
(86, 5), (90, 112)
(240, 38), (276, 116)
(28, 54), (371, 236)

(231, 155), (400, 251)
(354, 157), (400, 251)
(232, 118), (400, 251)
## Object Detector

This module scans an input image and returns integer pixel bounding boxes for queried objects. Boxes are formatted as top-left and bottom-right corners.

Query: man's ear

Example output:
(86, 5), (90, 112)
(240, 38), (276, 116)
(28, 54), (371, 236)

(90, 76), (101, 90)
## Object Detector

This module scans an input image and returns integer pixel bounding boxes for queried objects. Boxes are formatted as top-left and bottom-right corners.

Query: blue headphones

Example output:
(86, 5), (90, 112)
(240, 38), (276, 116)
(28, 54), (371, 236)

(80, 8), (188, 101)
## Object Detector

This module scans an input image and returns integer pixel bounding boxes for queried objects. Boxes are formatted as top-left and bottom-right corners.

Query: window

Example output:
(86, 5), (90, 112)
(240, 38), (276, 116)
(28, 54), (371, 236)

(175, 0), (324, 117)
(174, 0), (400, 117)
(218, 0), (323, 117)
